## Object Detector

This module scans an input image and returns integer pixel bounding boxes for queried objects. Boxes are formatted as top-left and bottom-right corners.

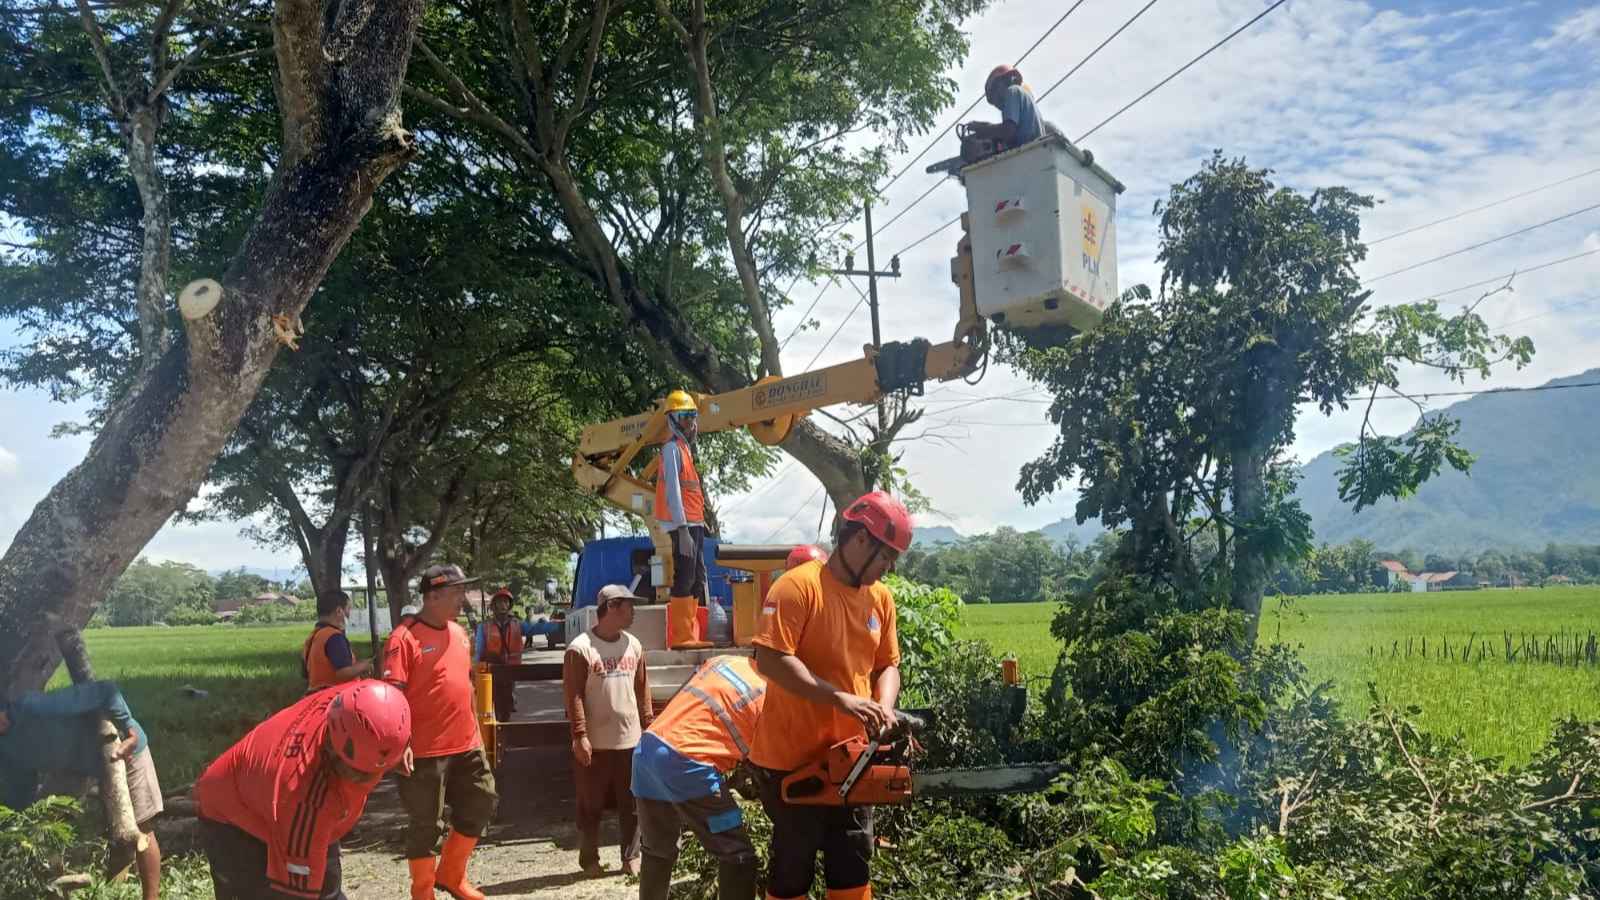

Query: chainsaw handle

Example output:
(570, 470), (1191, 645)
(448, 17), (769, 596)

(884, 711), (926, 741)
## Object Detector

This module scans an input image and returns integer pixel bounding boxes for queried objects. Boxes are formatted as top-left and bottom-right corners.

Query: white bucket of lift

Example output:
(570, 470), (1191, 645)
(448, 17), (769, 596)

(961, 134), (1123, 333)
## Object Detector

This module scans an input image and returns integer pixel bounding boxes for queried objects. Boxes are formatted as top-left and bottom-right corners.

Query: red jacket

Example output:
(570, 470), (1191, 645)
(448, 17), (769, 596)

(195, 692), (375, 898)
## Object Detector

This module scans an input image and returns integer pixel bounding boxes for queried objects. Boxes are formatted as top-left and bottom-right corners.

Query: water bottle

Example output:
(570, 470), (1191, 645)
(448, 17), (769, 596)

(705, 598), (732, 646)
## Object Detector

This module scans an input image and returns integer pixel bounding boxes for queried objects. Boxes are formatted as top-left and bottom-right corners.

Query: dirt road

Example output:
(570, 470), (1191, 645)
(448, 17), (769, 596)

(337, 745), (636, 899)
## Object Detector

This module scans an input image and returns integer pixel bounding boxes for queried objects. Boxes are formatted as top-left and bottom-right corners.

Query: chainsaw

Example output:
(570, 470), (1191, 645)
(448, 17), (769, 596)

(780, 710), (1067, 806)
(923, 123), (1006, 179)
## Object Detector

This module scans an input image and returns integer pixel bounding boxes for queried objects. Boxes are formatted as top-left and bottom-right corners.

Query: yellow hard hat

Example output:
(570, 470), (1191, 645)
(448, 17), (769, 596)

(664, 390), (698, 414)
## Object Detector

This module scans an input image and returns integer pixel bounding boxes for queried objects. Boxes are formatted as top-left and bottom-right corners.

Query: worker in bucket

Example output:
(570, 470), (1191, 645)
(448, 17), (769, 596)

(656, 389), (712, 649)
(302, 590), (372, 692)
(385, 564), (498, 900)
(966, 64), (1044, 150)
(0, 679), (164, 900)
(474, 587), (537, 721)
(632, 654), (767, 900)
(194, 679), (410, 900)
(750, 491), (910, 900)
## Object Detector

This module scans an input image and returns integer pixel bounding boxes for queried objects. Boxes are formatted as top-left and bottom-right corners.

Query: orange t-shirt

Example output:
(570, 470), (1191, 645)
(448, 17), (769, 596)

(748, 561), (900, 771)
(382, 617), (480, 758)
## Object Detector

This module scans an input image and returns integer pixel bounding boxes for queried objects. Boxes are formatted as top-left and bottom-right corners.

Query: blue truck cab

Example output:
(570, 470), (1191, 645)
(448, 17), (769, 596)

(572, 535), (740, 611)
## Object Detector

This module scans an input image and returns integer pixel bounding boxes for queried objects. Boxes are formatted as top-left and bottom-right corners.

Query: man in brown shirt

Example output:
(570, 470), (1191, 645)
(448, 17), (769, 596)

(563, 584), (652, 876)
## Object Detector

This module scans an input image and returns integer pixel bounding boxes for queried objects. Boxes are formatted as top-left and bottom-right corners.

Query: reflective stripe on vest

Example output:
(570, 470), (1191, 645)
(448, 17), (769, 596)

(682, 683), (754, 758)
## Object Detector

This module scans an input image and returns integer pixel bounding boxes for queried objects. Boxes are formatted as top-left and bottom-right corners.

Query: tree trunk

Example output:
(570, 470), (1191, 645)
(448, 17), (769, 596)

(54, 630), (143, 879)
(782, 419), (868, 525)
(1230, 448), (1269, 647)
(0, 0), (426, 698)
(308, 516), (352, 602)
(378, 552), (414, 619)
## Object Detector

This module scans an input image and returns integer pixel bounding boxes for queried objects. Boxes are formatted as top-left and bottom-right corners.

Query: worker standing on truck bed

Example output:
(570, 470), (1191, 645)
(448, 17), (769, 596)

(385, 564), (498, 900)
(194, 680), (410, 900)
(0, 680), (164, 900)
(474, 587), (536, 721)
(565, 584), (653, 877)
(750, 491), (910, 900)
(303, 590), (372, 692)
(632, 654), (766, 900)
(966, 64), (1044, 150)
(657, 389), (713, 650)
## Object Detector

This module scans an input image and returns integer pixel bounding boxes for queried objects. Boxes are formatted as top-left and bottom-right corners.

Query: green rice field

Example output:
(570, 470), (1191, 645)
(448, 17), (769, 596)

(48, 624), (378, 786)
(957, 586), (1600, 763)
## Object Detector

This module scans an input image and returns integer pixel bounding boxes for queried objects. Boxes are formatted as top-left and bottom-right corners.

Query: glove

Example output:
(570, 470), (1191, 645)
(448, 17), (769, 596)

(673, 526), (696, 558)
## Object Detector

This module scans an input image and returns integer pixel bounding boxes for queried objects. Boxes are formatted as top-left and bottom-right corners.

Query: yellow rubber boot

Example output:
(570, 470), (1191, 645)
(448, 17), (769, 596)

(407, 857), (436, 900)
(668, 596), (711, 649)
(435, 831), (487, 900)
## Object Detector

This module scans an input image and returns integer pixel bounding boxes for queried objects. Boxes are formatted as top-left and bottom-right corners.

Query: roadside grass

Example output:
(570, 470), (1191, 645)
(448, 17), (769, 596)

(958, 586), (1600, 763)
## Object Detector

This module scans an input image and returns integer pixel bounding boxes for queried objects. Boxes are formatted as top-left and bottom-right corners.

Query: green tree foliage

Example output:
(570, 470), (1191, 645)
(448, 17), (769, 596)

(1003, 154), (1533, 639)
(94, 559), (214, 627)
(898, 527), (1101, 603)
(0, 795), (78, 899)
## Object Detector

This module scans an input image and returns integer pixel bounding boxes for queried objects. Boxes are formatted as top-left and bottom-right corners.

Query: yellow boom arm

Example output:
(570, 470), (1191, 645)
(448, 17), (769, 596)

(572, 219), (985, 599)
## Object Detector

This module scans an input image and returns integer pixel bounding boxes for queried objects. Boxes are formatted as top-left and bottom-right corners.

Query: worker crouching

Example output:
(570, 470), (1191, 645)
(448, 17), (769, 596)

(750, 491), (910, 900)
(385, 564), (499, 900)
(632, 654), (766, 900)
(194, 680), (410, 899)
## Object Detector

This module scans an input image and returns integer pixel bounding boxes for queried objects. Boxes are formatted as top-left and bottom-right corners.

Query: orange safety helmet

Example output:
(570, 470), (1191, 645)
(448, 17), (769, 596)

(326, 680), (412, 774)
(839, 491), (914, 554)
(986, 64), (1021, 93)
(785, 544), (829, 570)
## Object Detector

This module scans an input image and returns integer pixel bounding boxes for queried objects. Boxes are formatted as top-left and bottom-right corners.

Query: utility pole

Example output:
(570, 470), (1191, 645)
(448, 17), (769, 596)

(825, 200), (901, 436)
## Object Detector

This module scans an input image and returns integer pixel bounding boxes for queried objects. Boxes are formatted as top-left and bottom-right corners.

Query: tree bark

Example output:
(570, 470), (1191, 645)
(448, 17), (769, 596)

(54, 630), (143, 879)
(0, 0), (425, 699)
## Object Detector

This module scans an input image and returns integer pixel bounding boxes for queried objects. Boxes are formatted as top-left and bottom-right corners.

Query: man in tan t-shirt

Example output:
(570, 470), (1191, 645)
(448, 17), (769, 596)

(563, 584), (652, 877)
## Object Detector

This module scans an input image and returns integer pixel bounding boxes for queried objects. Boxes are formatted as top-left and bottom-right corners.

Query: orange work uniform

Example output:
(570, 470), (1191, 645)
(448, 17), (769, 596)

(382, 617), (479, 758)
(301, 622), (354, 692)
(748, 560), (899, 771)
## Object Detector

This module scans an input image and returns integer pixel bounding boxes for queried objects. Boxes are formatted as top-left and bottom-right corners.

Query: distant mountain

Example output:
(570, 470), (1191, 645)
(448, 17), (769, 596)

(1295, 368), (1600, 554)
(1038, 516), (1104, 548)
(911, 518), (1105, 549)
(913, 525), (966, 547)
(208, 564), (304, 583)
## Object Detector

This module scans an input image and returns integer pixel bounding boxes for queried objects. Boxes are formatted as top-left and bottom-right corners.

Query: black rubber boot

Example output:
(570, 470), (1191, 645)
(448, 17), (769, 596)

(717, 860), (758, 900)
(638, 853), (674, 900)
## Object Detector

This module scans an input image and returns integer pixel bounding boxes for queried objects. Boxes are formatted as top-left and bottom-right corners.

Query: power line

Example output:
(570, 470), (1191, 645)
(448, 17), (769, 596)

(1400, 247), (1600, 305)
(799, 269), (875, 370)
(720, 461), (801, 517)
(1493, 295), (1599, 331)
(780, 278), (839, 350)
(1367, 201), (1600, 284)
(1076, 0), (1289, 143)
(1369, 165), (1600, 246)
(892, 215), (962, 258)
(873, 179), (948, 238)
(764, 484), (825, 542)
(1366, 380), (1600, 402)
(1039, 0), (1163, 102)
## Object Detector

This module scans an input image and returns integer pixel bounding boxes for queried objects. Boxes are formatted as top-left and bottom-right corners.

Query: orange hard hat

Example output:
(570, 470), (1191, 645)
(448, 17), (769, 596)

(326, 680), (412, 774)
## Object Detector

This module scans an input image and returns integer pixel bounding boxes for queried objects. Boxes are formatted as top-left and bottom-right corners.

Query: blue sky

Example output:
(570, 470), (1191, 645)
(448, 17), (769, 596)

(2, 0), (1598, 572)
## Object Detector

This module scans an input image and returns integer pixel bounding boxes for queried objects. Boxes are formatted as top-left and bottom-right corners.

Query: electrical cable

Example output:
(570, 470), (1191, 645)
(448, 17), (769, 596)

(1038, 0), (1163, 102)
(1075, 0), (1289, 143)
(1367, 201), (1600, 284)
(1369, 166), (1600, 246)
(764, 484), (825, 543)
(1400, 247), (1600, 305)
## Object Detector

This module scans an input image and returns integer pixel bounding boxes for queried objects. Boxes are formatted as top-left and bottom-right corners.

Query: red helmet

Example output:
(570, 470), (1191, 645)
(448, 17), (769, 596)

(986, 64), (1021, 92)
(491, 587), (513, 604)
(786, 544), (829, 569)
(840, 491), (914, 554)
(326, 680), (411, 774)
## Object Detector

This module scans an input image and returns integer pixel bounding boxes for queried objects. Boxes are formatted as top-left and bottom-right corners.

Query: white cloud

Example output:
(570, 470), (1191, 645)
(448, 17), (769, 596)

(1536, 6), (1600, 49)
(0, 446), (16, 477)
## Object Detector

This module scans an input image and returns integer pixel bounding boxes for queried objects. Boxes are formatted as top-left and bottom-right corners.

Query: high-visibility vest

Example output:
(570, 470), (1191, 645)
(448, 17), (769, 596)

(647, 655), (765, 772)
(301, 623), (344, 691)
(655, 437), (706, 525)
(482, 618), (525, 663)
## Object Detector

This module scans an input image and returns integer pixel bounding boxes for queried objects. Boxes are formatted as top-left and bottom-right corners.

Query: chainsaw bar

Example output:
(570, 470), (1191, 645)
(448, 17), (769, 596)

(912, 762), (1069, 798)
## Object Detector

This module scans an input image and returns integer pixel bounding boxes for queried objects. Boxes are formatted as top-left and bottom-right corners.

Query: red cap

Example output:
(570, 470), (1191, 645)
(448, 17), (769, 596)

(839, 491), (914, 554)
(326, 680), (412, 774)
(786, 545), (829, 569)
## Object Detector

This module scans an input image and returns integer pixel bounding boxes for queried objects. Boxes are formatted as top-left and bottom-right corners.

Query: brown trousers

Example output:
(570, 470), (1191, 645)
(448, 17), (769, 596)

(575, 747), (640, 867)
